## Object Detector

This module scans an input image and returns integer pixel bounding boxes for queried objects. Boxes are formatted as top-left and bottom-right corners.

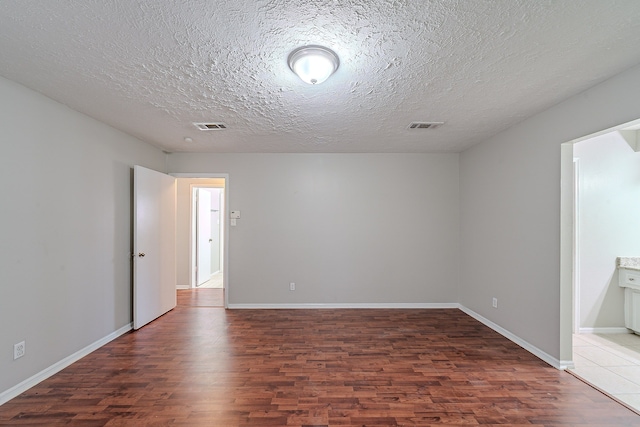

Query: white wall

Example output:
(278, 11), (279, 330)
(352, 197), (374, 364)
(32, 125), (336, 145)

(168, 153), (460, 305)
(460, 63), (640, 363)
(0, 76), (165, 396)
(574, 131), (640, 330)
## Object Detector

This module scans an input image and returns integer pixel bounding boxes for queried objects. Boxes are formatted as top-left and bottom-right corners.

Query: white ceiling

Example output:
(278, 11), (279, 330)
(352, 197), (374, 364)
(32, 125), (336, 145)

(1, 1), (640, 154)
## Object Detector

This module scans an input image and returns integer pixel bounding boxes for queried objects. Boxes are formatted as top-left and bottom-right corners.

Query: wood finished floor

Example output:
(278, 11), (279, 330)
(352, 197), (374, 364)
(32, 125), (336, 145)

(177, 288), (224, 307)
(1, 291), (638, 426)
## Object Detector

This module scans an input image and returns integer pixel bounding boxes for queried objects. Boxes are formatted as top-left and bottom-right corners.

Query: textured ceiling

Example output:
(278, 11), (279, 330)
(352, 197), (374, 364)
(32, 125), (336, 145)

(1, 1), (640, 153)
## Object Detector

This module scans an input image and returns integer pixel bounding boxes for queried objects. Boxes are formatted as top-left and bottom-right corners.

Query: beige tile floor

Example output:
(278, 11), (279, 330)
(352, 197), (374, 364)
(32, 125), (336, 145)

(197, 271), (223, 288)
(571, 332), (640, 412)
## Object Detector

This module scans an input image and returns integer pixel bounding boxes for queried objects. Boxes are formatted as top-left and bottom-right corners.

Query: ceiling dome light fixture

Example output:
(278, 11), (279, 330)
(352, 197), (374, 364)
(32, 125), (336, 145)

(288, 45), (339, 85)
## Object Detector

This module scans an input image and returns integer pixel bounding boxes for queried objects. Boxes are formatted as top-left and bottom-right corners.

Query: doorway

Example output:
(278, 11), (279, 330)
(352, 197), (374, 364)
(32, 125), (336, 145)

(560, 118), (640, 411)
(194, 187), (224, 288)
(172, 174), (229, 308)
(564, 120), (640, 336)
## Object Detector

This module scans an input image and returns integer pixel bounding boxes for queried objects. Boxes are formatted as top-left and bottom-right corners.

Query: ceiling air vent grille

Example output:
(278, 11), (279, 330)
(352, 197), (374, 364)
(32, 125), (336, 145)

(408, 121), (444, 130)
(194, 122), (227, 130)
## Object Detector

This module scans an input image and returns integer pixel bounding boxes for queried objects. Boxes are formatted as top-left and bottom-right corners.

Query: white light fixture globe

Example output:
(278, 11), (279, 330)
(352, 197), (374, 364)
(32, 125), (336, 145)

(288, 45), (339, 85)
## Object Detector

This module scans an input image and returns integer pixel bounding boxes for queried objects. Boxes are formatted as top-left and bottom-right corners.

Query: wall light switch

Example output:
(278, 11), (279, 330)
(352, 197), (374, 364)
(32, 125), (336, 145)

(230, 210), (241, 219)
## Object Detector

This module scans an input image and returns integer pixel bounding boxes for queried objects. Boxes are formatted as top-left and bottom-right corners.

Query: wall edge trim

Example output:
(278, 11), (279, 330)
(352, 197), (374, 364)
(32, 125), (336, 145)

(458, 306), (567, 370)
(227, 303), (459, 309)
(0, 323), (133, 406)
(578, 327), (630, 334)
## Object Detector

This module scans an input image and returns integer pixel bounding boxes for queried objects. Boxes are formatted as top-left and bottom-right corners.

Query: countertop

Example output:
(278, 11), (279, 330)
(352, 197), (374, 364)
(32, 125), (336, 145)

(617, 257), (640, 271)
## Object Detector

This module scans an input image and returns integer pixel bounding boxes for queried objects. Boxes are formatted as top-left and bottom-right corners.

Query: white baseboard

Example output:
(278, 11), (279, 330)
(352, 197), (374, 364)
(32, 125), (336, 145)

(0, 323), (133, 406)
(558, 359), (576, 370)
(227, 302), (460, 309)
(176, 284), (190, 290)
(578, 327), (630, 334)
(458, 306), (568, 370)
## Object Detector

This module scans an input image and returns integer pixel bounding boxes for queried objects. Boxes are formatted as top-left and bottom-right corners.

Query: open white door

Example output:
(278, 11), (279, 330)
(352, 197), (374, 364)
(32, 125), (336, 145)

(133, 165), (176, 330)
(210, 189), (222, 273)
(196, 188), (212, 286)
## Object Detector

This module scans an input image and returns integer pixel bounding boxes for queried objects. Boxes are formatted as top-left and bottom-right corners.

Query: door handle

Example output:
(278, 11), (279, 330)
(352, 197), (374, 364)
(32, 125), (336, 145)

(138, 252), (145, 257)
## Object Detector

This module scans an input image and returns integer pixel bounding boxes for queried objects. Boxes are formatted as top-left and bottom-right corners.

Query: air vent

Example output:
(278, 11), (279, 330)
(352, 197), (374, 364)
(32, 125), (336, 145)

(408, 121), (444, 130)
(194, 122), (227, 130)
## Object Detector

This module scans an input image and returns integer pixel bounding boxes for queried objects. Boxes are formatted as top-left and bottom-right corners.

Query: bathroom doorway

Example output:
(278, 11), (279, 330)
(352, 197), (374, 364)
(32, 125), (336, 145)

(561, 118), (640, 412)
(570, 121), (640, 335)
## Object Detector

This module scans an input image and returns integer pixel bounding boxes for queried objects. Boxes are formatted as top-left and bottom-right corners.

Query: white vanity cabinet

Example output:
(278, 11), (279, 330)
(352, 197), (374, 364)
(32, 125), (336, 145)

(618, 259), (640, 334)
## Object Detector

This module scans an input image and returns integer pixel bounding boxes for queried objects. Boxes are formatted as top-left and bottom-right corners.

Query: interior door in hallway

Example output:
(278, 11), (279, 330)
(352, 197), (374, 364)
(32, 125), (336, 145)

(133, 165), (176, 330)
(210, 189), (222, 274)
(196, 188), (212, 286)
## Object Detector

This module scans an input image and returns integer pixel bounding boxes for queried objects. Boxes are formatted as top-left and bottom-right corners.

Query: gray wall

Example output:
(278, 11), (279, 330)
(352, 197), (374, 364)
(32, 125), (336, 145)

(459, 63), (640, 362)
(0, 76), (165, 394)
(167, 153), (460, 305)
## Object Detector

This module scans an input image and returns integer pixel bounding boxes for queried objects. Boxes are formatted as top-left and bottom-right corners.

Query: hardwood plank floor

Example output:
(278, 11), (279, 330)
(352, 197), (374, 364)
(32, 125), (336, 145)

(1, 293), (638, 426)
(177, 288), (224, 307)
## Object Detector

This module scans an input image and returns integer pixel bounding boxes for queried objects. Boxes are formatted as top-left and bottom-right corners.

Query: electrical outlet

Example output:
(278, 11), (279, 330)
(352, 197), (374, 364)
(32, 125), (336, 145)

(289, 282), (295, 291)
(492, 298), (498, 309)
(14, 341), (25, 360)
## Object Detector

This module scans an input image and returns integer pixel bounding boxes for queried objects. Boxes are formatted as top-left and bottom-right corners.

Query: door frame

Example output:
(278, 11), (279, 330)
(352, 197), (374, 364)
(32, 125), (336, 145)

(172, 173), (229, 309)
